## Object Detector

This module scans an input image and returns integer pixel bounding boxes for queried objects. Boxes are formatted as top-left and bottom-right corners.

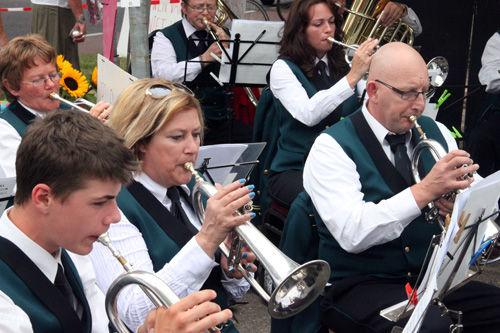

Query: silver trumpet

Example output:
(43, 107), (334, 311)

(184, 162), (330, 319)
(409, 115), (474, 227)
(97, 233), (220, 333)
(49, 92), (96, 113)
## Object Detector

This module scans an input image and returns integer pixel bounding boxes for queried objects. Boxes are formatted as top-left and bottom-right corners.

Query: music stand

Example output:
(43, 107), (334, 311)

(0, 176), (16, 214)
(380, 170), (500, 332)
(194, 142), (266, 186)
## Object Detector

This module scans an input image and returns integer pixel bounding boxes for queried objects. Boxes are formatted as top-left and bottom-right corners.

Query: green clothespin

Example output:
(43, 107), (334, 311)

(435, 90), (451, 109)
(452, 126), (462, 139)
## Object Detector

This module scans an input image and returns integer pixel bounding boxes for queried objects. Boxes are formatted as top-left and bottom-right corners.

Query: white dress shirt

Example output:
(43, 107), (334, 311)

(479, 32), (500, 94)
(0, 102), (45, 191)
(402, 8), (422, 37)
(303, 105), (458, 254)
(151, 18), (205, 82)
(0, 209), (108, 333)
(270, 56), (359, 127)
(88, 172), (249, 331)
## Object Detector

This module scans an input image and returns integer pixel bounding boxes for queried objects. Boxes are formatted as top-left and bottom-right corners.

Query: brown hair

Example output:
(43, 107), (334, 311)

(15, 110), (139, 205)
(279, 0), (348, 79)
(0, 34), (57, 102)
(108, 78), (203, 165)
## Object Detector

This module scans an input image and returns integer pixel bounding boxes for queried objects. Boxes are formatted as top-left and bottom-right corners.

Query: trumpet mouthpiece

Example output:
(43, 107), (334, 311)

(49, 92), (59, 100)
(327, 37), (334, 43)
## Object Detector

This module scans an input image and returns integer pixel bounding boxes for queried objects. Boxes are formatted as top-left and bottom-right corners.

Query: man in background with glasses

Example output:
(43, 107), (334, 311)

(151, 0), (253, 145)
(0, 34), (110, 183)
(302, 42), (500, 332)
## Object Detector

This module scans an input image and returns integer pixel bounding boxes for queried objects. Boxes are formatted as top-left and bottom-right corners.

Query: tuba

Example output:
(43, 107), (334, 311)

(338, 0), (414, 47)
(185, 162), (330, 319)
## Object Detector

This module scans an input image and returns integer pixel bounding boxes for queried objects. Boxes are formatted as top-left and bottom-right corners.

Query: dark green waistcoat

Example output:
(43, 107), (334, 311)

(161, 21), (227, 121)
(270, 59), (359, 173)
(316, 112), (447, 282)
(0, 244), (92, 333)
(0, 100), (35, 136)
(116, 185), (238, 333)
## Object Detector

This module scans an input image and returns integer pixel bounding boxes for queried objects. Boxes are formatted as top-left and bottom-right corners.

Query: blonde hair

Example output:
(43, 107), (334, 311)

(109, 78), (204, 163)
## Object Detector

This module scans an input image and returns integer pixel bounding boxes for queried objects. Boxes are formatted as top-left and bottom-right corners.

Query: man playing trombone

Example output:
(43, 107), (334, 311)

(303, 42), (500, 332)
(150, 0), (253, 144)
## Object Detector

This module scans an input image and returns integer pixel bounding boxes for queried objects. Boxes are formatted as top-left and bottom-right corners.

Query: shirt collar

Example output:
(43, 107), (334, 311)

(0, 208), (62, 283)
(133, 172), (191, 205)
(182, 17), (199, 39)
(17, 100), (47, 118)
(314, 55), (330, 70)
(362, 103), (412, 148)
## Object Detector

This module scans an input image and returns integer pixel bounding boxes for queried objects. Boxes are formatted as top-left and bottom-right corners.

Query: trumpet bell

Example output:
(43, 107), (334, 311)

(427, 56), (449, 88)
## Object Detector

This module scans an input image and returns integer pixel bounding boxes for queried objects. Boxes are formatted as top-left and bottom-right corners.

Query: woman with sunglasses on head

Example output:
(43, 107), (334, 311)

(88, 78), (256, 333)
(260, 0), (378, 211)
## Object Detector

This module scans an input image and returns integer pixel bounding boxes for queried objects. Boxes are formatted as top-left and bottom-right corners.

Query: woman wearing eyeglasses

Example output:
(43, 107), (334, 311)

(0, 34), (110, 182)
(257, 0), (379, 212)
(150, 0), (253, 145)
(88, 78), (256, 333)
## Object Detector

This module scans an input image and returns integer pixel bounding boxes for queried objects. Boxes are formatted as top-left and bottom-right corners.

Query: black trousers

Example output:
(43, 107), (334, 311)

(321, 278), (500, 333)
(268, 169), (304, 209)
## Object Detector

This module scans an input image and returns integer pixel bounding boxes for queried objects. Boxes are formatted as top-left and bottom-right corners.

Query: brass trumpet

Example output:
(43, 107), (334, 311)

(49, 92), (96, 113)
(184, 162), (330, 319)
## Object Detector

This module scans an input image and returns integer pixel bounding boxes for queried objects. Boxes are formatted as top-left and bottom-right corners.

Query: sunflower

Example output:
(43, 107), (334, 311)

(57, 55), (73, 73)
(91, 66), (98, 87)
(60, 67), (89, 98)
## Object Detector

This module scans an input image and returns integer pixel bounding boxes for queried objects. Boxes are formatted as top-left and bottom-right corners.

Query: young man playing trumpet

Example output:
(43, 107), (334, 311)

(150, 0), (252, 144)
(0, 110), (234, 333)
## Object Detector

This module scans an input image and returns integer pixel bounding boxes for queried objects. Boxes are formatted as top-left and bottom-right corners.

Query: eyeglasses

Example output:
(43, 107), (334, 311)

(375, 80), (430, 101)
(186, 3), (217, 12)
(145, 83), (194, 99)
(21, 73), (60, 87)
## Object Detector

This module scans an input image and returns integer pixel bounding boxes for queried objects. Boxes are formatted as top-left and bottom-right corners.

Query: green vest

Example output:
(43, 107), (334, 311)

(317, 112), (446, 281)
(161, 21), (227, 121)
(0, 101), (33, 136)
(270, 59), (359, 173)
(0, 248), (92, 333)
(116, 185), (238, 333)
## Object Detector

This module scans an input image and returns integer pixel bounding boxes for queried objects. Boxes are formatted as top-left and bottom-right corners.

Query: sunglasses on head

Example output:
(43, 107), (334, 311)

(145, 83), (194, 98)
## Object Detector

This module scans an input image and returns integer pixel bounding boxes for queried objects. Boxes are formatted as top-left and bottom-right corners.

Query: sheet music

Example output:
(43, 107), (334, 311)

(196, 144), (248, 185)
(0, 177), (16, 214)
(219, 19), (283, 85)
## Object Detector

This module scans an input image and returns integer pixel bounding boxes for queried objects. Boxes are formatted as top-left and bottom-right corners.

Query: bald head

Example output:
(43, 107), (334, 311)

(368, 42), (428, 83)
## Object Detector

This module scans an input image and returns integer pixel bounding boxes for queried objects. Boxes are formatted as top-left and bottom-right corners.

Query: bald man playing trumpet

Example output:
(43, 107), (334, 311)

(303, 42), (500, 332)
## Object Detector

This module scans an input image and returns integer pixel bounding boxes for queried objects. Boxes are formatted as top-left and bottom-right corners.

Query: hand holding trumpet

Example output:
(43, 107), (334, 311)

(345, 38), (379, 89)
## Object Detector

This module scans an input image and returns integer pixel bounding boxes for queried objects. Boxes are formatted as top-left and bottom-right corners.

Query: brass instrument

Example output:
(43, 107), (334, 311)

(184, 162), (330, 319)
(49, 92), (96, 113)
(97, 233), (219, 333)
(336, 0), (414, 47)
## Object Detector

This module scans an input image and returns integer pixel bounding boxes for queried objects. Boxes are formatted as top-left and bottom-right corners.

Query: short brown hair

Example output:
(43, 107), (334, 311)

(109, 78), (203, 165)
(279, 0), (348, 79)
(15, 110), (139, 205)
(0, 34), (57, 102)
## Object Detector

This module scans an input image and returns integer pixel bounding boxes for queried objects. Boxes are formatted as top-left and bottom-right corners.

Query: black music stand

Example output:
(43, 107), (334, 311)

(380, 170), (500, 333)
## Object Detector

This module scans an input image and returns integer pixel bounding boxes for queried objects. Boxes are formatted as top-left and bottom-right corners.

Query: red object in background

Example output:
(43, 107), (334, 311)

(405, 283), (418, 306)
(232, 87), (259, 127)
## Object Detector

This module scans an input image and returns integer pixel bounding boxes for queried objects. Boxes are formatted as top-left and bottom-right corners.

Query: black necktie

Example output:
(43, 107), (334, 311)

(311, 60), (333, 91)
(167, 186), (198, 235)
(55, 264), (76, 307)
(193, 30), (209, 54)
(385, 133), (414, 185)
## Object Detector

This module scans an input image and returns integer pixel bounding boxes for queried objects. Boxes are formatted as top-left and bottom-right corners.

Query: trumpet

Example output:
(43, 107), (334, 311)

(97, 232), (220, 333)
(409, 115), (474, 227)
(49, 92), (96, 113)
(184, 162), (330, 319)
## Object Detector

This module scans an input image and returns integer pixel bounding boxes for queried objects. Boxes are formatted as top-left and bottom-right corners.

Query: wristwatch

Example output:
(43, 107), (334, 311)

(76, 14), (86, 24)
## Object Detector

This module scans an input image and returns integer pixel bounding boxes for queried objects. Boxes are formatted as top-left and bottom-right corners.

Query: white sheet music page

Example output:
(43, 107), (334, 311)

(0, 177), (16, 214)
(196, 144), (248, 186)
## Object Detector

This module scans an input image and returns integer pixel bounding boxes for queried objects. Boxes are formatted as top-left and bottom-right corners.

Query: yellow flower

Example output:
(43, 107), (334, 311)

(57, 55), (73, 73)
(91, 66), (98, 87)
(60, 67), (89, 98)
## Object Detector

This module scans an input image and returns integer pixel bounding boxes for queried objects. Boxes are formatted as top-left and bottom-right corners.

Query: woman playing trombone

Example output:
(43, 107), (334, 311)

(88, 78), (256, 333)
(265, 0), (379, 210)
